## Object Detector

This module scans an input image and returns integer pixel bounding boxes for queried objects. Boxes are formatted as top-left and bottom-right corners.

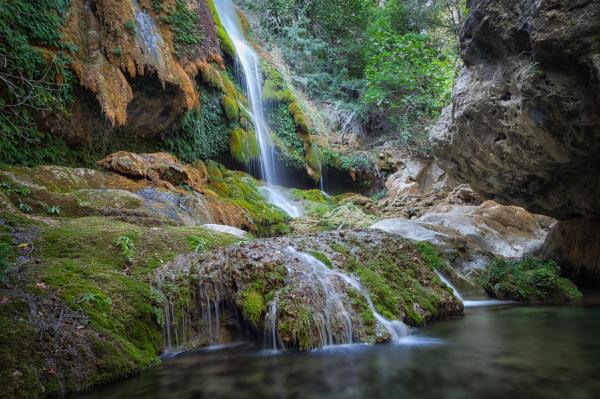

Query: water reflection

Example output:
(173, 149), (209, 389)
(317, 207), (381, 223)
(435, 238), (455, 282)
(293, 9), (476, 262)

(73, 306), (600, 399)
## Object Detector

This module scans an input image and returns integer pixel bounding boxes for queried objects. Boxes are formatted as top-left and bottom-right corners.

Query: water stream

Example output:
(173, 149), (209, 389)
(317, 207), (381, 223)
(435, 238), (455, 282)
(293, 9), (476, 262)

(434, 270), (515, 308)
(214, 0), (301, 218)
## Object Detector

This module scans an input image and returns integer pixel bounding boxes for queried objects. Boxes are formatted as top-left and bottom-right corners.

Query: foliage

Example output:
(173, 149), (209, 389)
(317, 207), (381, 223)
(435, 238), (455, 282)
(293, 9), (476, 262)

(363, 20), (456, 143)
(0, 0), (75, 165)
(187, 236), (208, 253)
(124, 19), (137, 35)
(115, 235), (136, 264)
(165, 89), (234, 163)
(238, 0), (465, 147)
(267, 104), (306, 169)
(480, 258), (582, 303)
(166, 0), (203, 59)
(46, 205), (61, 215)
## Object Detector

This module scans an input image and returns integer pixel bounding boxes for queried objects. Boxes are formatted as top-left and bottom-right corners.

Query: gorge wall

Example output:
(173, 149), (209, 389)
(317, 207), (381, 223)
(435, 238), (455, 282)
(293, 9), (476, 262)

(431, 0), (600, 285)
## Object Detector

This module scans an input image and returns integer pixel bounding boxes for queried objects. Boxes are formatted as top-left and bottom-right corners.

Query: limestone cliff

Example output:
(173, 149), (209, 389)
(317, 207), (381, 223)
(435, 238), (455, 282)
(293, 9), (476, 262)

(430, 0), (600, 284)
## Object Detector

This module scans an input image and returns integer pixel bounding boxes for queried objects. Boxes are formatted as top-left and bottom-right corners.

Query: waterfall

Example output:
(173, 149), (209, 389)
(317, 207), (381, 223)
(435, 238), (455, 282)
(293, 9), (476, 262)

(213, 0), (301, 218)
(434, 270), (514, 308)
(284, 248), (409, 345)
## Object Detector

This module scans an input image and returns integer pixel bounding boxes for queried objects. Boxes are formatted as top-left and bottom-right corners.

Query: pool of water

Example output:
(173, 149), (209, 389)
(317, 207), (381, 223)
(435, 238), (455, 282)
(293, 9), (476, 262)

(73, 305), (600, 399)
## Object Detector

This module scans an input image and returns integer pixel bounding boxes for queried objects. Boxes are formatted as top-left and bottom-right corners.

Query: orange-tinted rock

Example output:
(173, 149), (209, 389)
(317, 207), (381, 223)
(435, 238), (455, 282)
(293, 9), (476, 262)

(97, 152), (209, 193)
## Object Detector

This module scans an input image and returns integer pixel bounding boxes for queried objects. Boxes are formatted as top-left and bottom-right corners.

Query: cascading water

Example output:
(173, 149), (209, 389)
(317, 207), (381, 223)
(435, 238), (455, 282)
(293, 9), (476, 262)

(214, 0), (301, 217)
(434, 270), (515, 308)
(278, 248), (410, 345)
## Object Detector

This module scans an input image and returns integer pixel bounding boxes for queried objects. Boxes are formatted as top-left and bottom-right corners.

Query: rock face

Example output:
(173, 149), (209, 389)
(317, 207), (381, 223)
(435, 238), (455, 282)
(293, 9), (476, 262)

(538, 218), (600, 287)
(431, 0), (600, 221)
(0, 153), (251, 231)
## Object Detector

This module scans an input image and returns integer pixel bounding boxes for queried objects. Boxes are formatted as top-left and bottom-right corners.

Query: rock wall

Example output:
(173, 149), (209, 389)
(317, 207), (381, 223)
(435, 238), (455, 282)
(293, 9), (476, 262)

(431, 0), (600, 220)
(430, 0), (600, 285)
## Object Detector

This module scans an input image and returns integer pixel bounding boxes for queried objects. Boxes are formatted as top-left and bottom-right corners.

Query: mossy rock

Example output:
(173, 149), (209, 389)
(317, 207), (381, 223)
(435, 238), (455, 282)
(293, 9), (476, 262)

(206, 161), (290, 237)
(222, 95), (239, 121)
(480, 257), (582, 303)
(0, 211), (241, 398)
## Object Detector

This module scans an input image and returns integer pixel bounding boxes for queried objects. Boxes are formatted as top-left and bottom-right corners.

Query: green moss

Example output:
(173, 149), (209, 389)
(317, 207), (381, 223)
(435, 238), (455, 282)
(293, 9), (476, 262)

(207, 0), (235, 58)
(229, 128), (260, 164)
(356, 267), (398, 319)
(222, 95), (240, 121)
(0, 223), (16, 286)
(331, 238), (449, 326)
(480, 257), (582, 303)
(415, 241), (443, 269)
(0, 300), (46, 399)
(206, 162), (290, 237)
(308, 251), (333, 268)
(166, 0), (203, 59)
(290, 189), (330, 204)
(278, 301), (314, 351)
(242, 290), (265, 325)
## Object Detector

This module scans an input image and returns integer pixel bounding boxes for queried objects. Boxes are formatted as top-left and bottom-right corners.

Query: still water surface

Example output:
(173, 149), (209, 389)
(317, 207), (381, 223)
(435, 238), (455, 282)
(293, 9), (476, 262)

(75, 306), (600, 399)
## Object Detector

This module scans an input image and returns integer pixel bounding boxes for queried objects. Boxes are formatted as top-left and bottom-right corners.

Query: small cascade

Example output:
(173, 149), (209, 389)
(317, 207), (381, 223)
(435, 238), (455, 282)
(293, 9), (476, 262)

(259, 186), (302, 218)
(434, 270), (515, 308)
(132, 0), (166, 66)
(283, 248), (409, 345)
(213, 0), (302, 218)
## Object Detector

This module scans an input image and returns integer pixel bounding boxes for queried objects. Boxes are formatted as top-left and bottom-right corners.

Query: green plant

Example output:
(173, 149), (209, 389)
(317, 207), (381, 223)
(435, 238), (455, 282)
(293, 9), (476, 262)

(124, 19), (137, 35)
(187, 236), (208, 253)
(165, 89), (234, 162)
(151, 0), (163, 13)
(115, 236), (136, 264)
(479, 257), (582, 303)
(0, 0), (75, 166)
(166, 0), (203, 59)
(77, 292), (113, 308)
(18, 201), (32, 213)
(112, 47), (122, 56)
(47, 206), (61, 215)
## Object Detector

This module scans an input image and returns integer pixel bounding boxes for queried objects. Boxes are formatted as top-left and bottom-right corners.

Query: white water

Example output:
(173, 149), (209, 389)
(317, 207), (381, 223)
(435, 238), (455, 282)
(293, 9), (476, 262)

(259, 186), (303, 218)
(284, 248), (409, 345)
(214, 0), (300, 218)
(434, 270), (515, 308)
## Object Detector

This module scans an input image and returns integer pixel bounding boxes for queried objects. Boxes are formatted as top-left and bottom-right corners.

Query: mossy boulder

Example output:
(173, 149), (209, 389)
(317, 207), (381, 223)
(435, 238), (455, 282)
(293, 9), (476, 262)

(155, 230), (463, 351)
(480, 258), (582, 303)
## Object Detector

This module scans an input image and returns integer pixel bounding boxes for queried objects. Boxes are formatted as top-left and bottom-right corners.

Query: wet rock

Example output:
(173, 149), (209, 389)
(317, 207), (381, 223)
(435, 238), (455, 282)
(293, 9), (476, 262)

(155, 230), (463, 351)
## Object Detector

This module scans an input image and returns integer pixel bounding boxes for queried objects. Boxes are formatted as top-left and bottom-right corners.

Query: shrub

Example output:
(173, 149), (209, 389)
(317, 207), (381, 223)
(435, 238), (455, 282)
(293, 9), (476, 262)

(479, 258), (582, 303)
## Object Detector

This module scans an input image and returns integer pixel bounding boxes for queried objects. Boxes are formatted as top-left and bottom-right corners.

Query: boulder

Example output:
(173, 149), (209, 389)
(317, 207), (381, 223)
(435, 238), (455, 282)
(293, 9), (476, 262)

(431, 0), (600, 220)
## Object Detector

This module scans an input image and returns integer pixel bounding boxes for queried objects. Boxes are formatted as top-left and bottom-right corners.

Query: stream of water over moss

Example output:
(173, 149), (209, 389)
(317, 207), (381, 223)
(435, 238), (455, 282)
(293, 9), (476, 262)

(72, 305), (600, 399)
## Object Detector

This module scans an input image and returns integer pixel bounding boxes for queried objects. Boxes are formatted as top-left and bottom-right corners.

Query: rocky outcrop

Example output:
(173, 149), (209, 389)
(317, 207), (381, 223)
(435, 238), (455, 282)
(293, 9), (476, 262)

(155, 230), (463, 351)
(430, 0), (600, 285)
(372, 200), (552, 277)
(0, 153), (252, 231)
(431, 0), (600, 220)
